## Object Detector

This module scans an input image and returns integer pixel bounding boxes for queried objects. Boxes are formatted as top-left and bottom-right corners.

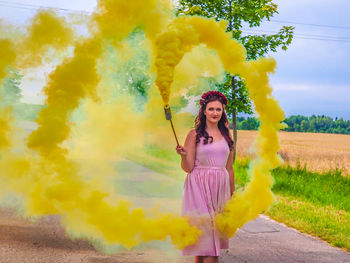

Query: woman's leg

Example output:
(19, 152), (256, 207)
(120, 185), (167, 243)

(203, 256), (219, 263)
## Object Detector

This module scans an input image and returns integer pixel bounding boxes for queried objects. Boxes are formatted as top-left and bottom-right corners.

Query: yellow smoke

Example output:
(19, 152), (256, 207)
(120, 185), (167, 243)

(17, 10), (74, 68)
(1, 0), (200, 250)
(92, 0), (171, 41)
(0, 0), (285, 252)
(0, 39), (16, 149)
(0, 39), (16, 81)
(153, 16), (284, 237)
(0, 11), (73, 148)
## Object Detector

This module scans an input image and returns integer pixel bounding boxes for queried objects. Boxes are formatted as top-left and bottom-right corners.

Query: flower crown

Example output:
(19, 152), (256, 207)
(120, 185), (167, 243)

(199, 91), (228, 106)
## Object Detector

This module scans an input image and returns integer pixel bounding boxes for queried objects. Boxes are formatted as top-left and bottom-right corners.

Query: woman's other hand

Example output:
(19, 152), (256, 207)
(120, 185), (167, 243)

(176, 145), (187, 156)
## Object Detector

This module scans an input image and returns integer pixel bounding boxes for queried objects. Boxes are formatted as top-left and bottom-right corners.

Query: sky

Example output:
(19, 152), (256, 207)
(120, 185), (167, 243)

(0, 0), (349, 120)
(259, 0), (350, 120)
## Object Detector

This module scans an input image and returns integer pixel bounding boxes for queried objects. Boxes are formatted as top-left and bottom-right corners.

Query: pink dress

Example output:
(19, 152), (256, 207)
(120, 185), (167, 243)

(182, 137), (231, 256)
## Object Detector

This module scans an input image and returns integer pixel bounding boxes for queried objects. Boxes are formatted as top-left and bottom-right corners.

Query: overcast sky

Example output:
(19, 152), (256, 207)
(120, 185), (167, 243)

(0, 0), (349, 120)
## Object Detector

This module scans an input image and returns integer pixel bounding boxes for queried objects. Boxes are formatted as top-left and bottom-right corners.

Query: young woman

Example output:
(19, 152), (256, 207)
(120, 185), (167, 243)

(176, 91), (235, 263)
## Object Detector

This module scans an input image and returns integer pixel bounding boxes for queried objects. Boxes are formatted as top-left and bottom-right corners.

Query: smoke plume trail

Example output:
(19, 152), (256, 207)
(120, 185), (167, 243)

(17, 10), (74, 68)
(0, 39), (16, 149)
(1, 0), (200, 250)
(0, 0), (285, 252)
(0, 10), (73, 149)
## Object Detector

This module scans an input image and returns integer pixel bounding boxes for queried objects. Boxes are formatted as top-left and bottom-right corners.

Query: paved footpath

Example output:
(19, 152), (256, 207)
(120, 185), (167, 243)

(221, 215), (350, 263)
(1, 208), (349, 263)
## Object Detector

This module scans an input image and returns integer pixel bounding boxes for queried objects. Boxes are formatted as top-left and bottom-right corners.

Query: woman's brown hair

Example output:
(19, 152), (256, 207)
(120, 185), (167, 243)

(195, 91), (234, 150)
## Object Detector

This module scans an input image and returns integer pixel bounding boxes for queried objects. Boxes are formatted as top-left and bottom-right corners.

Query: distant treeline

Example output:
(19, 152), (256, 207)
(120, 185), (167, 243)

(237, 115), (350, 134)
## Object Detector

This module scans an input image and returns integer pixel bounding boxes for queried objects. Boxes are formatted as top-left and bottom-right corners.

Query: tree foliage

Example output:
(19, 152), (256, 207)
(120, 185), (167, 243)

(176, 0), (294, 162)
(284, 115), (350, 134)
(236, 116), (260, 130)
(0, 68), (23, 106)
(108, 32), (151, 101)
(177, 0), (294, 114)
(0, 69), (45, 121)
(237, 115), (350, 135)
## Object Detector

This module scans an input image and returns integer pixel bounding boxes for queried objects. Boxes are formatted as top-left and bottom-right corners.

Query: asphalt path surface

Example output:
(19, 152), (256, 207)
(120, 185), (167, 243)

(222, 215), (350, 263)
(1, 204), (349, 263)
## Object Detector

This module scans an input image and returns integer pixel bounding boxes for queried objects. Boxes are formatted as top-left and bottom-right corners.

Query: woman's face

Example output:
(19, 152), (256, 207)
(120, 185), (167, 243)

(204, 100), (223, 124)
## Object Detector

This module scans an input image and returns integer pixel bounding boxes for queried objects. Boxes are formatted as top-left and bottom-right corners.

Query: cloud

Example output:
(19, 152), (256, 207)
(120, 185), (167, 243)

(0, 0), (97, 25)
(271, 81), (350, 119)
(272, 81), (350, 99)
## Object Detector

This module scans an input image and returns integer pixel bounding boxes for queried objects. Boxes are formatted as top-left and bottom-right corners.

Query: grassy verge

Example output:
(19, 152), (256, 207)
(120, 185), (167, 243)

(271, 166), (350, 211)
(266, 195), (350, 250)
(126, 147), (350, 251)
(235, 160), (350, 251)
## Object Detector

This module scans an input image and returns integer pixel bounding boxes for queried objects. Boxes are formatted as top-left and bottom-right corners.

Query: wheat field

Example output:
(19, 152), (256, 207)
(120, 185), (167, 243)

(236, 130), (350, 176)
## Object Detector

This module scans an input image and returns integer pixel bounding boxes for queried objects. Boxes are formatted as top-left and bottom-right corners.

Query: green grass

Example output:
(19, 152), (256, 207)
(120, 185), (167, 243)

(266, 195), (350, 251)
(271, 166), (350, 212)
(126, 147), (350, 251)
(234, 159), (350, 251)
(234, 161), (350, 212)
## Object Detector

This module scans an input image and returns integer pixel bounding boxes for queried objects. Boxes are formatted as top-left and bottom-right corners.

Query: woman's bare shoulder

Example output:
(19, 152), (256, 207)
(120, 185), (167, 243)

(187, 129), (197, 138)
(185, 129), (197, 143)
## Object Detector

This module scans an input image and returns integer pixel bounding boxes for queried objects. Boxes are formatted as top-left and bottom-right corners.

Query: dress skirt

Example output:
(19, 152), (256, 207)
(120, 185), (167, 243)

(182, 165), (231, 256)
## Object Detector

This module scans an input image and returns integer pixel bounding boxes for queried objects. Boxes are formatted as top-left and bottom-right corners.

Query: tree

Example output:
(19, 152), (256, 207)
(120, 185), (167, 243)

(176, 0), (294, 162)
(0, 69), (23, 106)
(239, 117), (260, 130)
(275, 115), (350, 134)
(300, 120), (309, 132)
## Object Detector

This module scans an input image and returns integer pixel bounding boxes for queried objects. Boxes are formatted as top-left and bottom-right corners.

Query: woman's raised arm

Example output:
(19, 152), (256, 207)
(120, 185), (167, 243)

(176, 129), (196, 173)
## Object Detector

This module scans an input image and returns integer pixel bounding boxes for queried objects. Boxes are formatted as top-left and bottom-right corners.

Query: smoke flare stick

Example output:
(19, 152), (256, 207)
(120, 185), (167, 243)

(164, 105), (179, 146)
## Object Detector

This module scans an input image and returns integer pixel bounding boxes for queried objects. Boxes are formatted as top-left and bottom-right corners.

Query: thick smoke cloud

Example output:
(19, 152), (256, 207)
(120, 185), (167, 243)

(0, 0), (284, 252)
